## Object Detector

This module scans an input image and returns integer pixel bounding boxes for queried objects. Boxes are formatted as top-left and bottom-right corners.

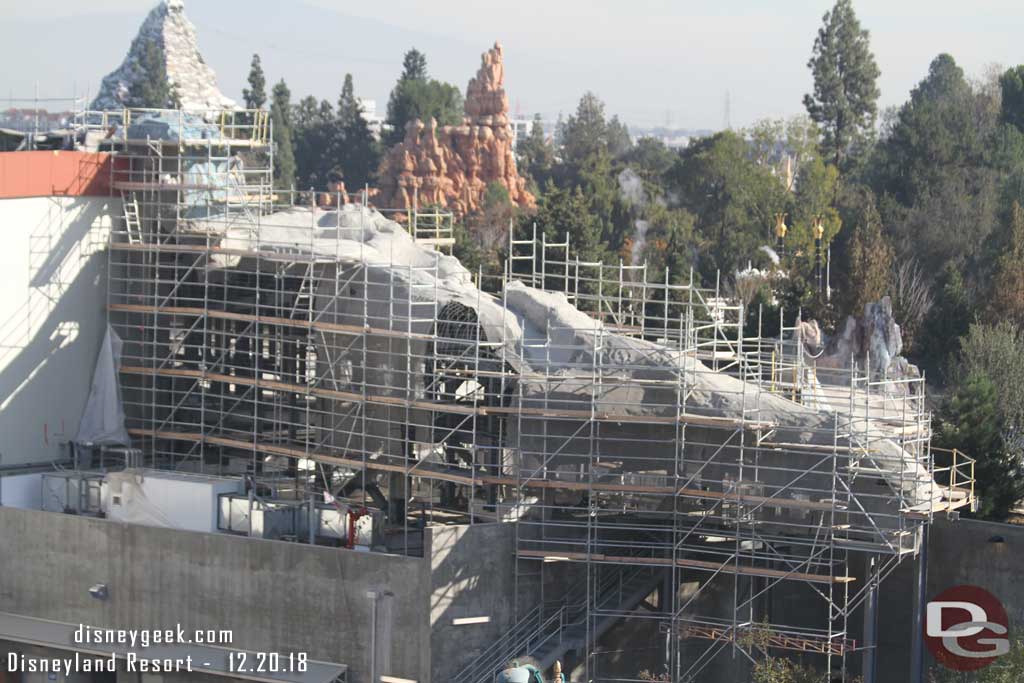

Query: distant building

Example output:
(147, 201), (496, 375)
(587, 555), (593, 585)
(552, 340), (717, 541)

(508, 116), (557, 151)
(630, 126), (715, 150)
(509, 117), (530, 149)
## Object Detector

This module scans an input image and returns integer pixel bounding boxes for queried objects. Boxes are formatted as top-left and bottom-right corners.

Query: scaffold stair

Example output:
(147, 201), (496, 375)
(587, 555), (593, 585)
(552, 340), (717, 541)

(453, 564), (659, 683)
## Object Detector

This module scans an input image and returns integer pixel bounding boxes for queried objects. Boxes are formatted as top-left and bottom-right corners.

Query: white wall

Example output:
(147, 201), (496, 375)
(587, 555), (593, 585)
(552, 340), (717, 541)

(0, 472), (42, 508)
(0, 196), (116, 467)
(105, 470), (243, 532)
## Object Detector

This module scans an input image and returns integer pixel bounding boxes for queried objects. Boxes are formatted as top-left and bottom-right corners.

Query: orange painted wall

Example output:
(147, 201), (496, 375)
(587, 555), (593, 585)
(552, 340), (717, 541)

(0, 150), (118, 198)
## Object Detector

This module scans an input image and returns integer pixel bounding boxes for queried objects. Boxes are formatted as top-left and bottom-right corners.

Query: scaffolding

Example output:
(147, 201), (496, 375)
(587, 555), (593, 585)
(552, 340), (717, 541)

(100, 107), (975, 682)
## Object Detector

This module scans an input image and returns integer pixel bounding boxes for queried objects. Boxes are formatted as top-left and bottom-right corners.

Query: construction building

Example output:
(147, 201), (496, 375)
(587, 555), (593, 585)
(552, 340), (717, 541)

(0, 100), (976, 683)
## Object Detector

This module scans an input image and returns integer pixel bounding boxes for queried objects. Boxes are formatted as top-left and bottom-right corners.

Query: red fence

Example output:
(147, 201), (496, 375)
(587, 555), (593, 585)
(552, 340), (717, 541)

(0, 151), (122, 198)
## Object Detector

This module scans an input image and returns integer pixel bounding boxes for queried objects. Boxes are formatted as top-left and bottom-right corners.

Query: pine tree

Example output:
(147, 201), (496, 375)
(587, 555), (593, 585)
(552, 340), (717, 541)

(803, 0), (881, 168)
(562, 92), (609, 168)
(1000, 65), (1024, 132)
(384, 49), (462, 146)
(870, 54), (1002, 276)
(336, 73), (380, 189)
(401, 49), (428, 81)
(293, 98), (339, 189)
(270, 79), (296, 191)
(918, 263), (973, 372)
(846, 205), (893, 314)
(937, 372), (1024, 520)
(128, 39), (180, 108)
(337, 74), (359, 128)
(606, 115), (633, 158)
(989, 201), (1024, 326)
(516, 114), (555, 188)
(243, 54), (267, 109)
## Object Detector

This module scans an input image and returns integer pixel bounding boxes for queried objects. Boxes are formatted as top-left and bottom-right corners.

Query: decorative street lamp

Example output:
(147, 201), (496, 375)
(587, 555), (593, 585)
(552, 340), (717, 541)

(774, 212), (788, 257)
(812, 214), (825, 293)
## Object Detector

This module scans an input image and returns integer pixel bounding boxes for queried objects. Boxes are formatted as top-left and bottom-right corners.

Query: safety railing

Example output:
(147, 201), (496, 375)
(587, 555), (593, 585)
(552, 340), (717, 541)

(930, 447), (977, 513)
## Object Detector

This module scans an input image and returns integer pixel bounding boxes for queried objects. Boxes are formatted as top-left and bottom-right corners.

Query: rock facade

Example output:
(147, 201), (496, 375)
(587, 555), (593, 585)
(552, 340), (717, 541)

(806, 297), (915, 380)
(91, 0), (235, 111)
(377, 42), (535, 216)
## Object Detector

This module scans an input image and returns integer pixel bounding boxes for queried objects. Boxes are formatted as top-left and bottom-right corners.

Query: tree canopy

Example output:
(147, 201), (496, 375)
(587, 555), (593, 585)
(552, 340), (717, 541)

(270, 79), (296, 190)
(384, 49), (463, 146)
(803, 0), (881, 169)
(243, 54), (266, 110)
(128, 39), (180, 108)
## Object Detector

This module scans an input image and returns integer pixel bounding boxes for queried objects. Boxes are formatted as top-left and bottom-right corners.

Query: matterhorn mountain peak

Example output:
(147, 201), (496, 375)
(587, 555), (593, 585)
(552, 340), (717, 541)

(91, 0), (235, 111)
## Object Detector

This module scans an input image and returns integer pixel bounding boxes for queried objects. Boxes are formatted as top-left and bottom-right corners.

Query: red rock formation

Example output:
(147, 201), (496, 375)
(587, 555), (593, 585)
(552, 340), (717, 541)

(377, 42), (535, 216)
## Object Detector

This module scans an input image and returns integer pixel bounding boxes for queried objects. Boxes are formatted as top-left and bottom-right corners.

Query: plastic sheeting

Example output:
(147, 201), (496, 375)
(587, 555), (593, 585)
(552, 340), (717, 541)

(104, 470), (179, 528)
(76, 325), (130, 446)
(124, 111), (224, 143)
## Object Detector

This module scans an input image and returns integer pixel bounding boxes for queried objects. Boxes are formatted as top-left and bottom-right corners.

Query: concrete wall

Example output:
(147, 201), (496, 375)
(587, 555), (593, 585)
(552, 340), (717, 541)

(877, 517), (1024, 683)
(0, 196), (115, 467)
(427, 522), (520, 682)
(0, 507), (431, 683)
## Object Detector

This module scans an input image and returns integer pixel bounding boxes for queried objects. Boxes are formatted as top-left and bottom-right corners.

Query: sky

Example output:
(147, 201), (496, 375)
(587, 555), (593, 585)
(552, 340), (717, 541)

(1, 0), (1020, 131)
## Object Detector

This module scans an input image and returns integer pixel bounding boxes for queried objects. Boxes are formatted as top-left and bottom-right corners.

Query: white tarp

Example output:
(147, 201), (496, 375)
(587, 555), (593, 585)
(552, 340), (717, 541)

(75, 325), (129, 446)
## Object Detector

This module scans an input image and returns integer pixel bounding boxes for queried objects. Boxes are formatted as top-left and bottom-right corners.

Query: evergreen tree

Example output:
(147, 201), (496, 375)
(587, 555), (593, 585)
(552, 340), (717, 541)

(337, 74), (359, 128)
(384, 49), (462, 146)
(128, 39), (180, 108)
(562, 92), (609, 169)
(243, 54), (267, 110)
(606, 115), (633, 158)
(873, 54), (979, 206)
(401, 48), (428, 81)
(529, 182), (606, 272)
(270, 79), (296, 191)
(293, 97), (340, 189)
(803, 0), (881, 168)
(516, 114), (555, 189)
(937, 372), (1024, 520)
(336, 73), (380, 189)
(954, 322), (1024, 432)
(918, 263), (973, 373)
(668, 130), (787, 280)
(870, 54), (1001, 274)
(988, 201), (1024, 326)
(638, 204), (697, 285)
(845, 200), (893, 315)
(576, 148), (631, 253)
(619, 137), (677, 184)
(999, 65), (1024, 132)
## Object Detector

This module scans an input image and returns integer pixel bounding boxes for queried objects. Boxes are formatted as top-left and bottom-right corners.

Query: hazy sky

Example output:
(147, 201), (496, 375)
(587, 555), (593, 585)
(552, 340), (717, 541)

(2, 0), (1020, 130)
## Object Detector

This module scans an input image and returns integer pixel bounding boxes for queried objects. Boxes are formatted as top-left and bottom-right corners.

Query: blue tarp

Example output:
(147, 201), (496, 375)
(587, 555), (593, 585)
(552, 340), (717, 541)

(125, 110), (224, 143)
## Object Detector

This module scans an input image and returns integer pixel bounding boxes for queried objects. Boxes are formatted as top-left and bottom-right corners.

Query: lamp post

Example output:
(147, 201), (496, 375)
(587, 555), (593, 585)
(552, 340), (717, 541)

(774, 212), (788, 257)
(812, 214), (825, 294)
